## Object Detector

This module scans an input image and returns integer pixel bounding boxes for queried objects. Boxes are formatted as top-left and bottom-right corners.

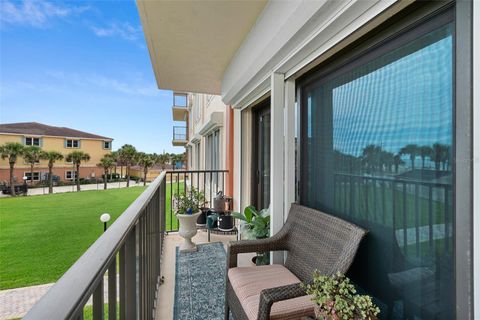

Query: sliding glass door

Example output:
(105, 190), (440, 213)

(252, 102), (271, 211)
(299, 7), (454, 320)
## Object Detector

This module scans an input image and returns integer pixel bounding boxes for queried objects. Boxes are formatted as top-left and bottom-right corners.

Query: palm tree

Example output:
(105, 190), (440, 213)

(431, 143), (449, 171)
(0, 142), (25, 196)
(393, 154), (404, 174)
(380, 151), (394, 173)
(419, 146), (433, 170)
(137, 152), (155, 186)
(110, 150), (119, 175)
(44, 151), (64, 194)
(66, 151), (91, 191)
(23, 146), (47, 185)
(97, 155), (114, 190)
(362, 144), (382, 173)
(118, 144), (137, 187)
(156, 153), (170, 170)
(400, 144), (419, 171)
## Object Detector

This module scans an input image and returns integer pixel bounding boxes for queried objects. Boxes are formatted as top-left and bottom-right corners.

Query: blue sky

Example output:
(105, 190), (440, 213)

(0, 0), (183, 154)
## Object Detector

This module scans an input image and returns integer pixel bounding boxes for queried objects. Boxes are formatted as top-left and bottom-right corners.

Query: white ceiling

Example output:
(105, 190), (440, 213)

(137, 0), (267, 95)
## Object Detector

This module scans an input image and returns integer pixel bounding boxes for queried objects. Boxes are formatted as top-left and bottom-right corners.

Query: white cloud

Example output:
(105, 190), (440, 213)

(90, 23), (141, 41)
(0, 0), (88, 28)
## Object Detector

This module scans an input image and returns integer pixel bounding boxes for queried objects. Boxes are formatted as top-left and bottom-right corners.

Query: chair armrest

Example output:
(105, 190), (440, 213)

(226, 236), (288, 268)
(257, 283), (307, 320)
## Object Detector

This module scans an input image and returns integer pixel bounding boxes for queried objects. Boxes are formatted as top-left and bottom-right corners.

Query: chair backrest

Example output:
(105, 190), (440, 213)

(283, 204), (367, 283)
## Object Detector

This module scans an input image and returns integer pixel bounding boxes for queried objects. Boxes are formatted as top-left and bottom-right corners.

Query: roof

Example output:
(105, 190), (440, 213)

(137, 0), (267, 95)
(0, 122), (112, 140)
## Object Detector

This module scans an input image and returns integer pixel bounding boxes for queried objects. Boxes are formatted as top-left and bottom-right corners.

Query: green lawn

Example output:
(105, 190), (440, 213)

(0, 187), (146, 289)
(165, 182), (184, 232)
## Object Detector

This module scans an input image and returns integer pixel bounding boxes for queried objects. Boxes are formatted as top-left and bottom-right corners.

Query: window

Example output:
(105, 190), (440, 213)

(25, 137), (40, 146)
(24, 172), (40, 181)
(65, 139), (80, 148)
(205, 130), (220, 185)
(205, 130), (220, 171)
(103, 141), (111, 149)
(299, 10), (453, 319)
(65, 171), (78, 180)
(195, 142), (201, 170)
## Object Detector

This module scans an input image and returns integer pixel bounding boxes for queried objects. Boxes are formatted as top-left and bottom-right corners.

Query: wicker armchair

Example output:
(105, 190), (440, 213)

(225, 204), (367, 320)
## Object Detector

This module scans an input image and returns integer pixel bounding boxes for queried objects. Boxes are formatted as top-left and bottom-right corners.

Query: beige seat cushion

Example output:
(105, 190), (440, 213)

(228, 264), (315, 320)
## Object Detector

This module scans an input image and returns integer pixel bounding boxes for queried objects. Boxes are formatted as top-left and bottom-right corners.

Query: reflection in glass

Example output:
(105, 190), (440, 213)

(301, 22), (453, 319)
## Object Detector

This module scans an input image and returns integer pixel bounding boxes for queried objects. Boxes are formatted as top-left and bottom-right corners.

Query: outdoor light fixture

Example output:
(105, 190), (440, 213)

(100, 213), (111, 232)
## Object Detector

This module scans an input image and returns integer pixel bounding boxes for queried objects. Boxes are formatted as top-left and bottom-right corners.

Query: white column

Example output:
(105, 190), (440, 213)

(284, 79), (296, 220)
(270, 73), (285, 264)
(233, 109), (242, 213)
(473, 0), (480, 317)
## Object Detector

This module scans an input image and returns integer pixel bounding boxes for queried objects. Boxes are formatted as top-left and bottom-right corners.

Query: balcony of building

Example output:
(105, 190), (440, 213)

(171, 126), (188, 147)
(172, 93), (188, 122)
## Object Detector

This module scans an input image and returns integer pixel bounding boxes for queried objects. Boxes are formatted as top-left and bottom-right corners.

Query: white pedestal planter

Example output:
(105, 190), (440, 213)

(177, 211), (202, 252)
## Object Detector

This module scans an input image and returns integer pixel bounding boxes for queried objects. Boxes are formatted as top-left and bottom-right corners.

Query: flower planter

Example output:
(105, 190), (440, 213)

(177, 211), (202, 252)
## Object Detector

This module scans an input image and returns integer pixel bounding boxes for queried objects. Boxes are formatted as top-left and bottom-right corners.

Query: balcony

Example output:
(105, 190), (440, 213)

(24, 170), (234, 320)
(172, 125), (188, 146)
(172, 92), (188, 121)
(23, 168), (456, 319)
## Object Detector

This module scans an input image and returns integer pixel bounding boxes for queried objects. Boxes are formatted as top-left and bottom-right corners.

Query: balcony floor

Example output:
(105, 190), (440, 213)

(155, 230), (255, 320)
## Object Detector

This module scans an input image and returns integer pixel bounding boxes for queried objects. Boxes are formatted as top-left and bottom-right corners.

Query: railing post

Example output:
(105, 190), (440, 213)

(93, 279), (104, 320)
(108, 258), (116, 320)
(124, 227), (137, 319)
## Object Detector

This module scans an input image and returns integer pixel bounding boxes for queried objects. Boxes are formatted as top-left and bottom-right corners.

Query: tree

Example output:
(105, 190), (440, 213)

(156, 153), (170, 170)
(23, 146), (47, 185)
(393, 154), (404, 174)
(97, 155), (114, 190)
(137, 152), (155, 186)
(362, 144), (382, 173)
(0, 142), (25, 196)
(380, 151), (394, 173)
(400, 144), (419, 171)
(431, 143), (449, 172)
(419, 146), (433, 170)
(118, 144), (137, 187)
(66, 151), (90, 191)
(44, 151), (64, 194)
(110, 150), (119, 175)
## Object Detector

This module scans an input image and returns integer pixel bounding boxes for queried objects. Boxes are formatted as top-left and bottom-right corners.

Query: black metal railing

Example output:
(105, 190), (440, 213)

(165, 170), (229, 232)
(333, 172), (452, 257)
(25, 172), (167, 320)
(172, 126), (187, 141)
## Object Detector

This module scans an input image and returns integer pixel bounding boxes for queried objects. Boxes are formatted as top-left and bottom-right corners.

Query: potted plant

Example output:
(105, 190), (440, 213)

(303, 271), (380, 320)
(232, 206), (270, 265)
(174, 188), (205, 252)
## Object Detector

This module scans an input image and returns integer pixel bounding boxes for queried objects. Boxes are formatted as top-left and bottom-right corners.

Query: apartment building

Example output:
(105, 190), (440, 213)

(0, 122), (113, 183)
(171, 92), (234, 195)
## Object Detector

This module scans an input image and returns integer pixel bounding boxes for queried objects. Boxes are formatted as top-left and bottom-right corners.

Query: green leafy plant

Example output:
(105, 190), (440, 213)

(231, 206), (270, 239)
(303, 271), (380, 320)
(173, 187), (205, 215)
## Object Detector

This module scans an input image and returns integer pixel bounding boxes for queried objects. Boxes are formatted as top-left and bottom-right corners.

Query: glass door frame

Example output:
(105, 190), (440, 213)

(251, 98), (271, 211)
(295, 1), (473, 318)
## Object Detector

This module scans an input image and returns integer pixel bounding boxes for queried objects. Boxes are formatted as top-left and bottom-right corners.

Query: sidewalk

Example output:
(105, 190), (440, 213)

(0, 180), (144, 198)
(0, 277), (116, 320)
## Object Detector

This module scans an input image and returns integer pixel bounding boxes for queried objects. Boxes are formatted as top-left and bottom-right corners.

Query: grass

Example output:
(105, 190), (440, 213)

(165, 182), (185, 231)
(333, 181), (451, 229)
(83, 303), (118, 320)
(0, 187), (146, 289)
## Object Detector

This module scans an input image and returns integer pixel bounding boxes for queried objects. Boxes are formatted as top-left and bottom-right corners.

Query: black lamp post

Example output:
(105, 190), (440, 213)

(100, 213), (111, 232)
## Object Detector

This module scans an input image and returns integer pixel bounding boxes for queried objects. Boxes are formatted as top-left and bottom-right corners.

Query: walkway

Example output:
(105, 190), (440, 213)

(0, 180), (144, 198)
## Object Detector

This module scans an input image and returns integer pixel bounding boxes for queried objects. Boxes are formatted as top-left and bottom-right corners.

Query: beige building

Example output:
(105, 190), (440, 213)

(0, 122), (113, 183)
